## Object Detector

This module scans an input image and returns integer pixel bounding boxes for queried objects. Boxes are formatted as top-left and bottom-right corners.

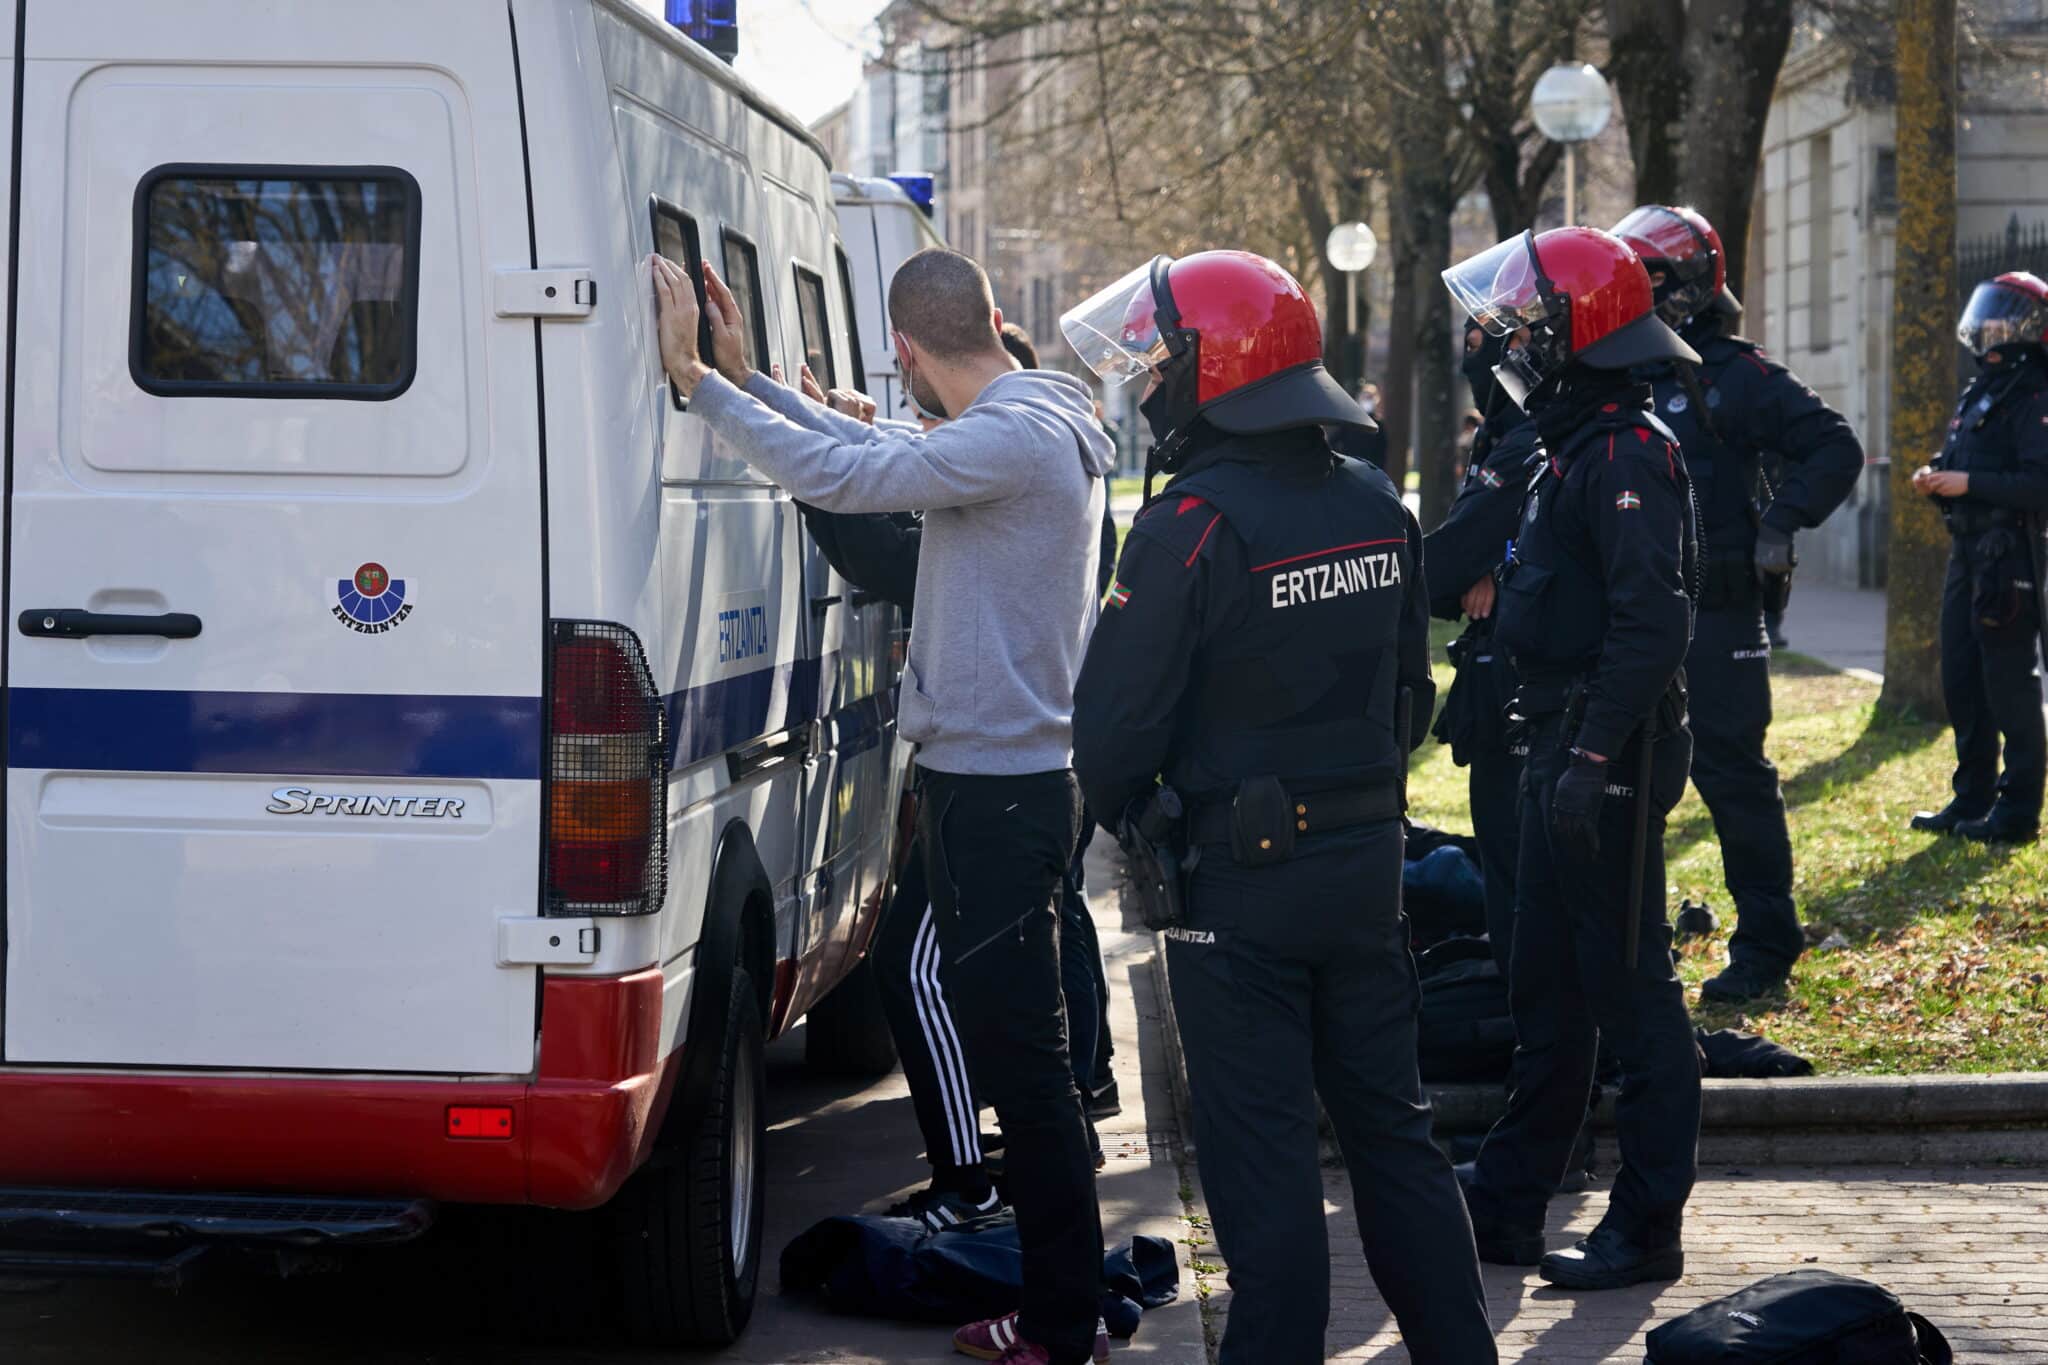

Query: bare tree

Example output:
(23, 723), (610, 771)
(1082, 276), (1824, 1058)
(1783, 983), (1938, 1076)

(1880, 0), (1958, 717)
(1604, 0), (1795, 294)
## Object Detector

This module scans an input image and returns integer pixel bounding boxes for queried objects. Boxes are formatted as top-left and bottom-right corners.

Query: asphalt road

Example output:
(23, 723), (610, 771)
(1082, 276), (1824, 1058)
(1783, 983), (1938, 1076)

(0, 846), (1206, 1364)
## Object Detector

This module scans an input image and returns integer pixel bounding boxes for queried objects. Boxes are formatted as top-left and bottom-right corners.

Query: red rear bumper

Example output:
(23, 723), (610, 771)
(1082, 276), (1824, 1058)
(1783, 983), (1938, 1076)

(0, 970), (673, 1211)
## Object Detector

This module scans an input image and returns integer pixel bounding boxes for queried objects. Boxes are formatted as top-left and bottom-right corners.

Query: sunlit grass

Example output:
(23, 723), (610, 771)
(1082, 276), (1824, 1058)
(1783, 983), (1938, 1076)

(1409, 622), (2048, 1074)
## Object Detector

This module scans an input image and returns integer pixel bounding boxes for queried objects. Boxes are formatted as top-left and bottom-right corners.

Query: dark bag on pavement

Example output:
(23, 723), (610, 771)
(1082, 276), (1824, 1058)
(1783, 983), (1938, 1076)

(780, 1212), (1179, 1338)
(1415, 936), (1516, 1084)
(1645, 1269), (1952, 1364)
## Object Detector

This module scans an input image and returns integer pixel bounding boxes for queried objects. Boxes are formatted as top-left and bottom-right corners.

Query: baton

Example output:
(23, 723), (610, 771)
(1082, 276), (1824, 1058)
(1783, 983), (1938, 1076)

(1625, 723), (1655, 969)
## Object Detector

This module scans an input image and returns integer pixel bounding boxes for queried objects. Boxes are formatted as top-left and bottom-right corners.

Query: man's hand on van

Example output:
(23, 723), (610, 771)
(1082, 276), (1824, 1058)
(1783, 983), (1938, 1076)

(700, 264), (758, 388)
(802, 365), (877, 424)
(651, 254), (714, 400)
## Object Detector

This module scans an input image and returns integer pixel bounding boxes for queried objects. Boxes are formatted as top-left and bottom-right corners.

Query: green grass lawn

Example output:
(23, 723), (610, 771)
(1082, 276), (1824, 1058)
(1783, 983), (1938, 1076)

(1409, 622), (2048, 1074)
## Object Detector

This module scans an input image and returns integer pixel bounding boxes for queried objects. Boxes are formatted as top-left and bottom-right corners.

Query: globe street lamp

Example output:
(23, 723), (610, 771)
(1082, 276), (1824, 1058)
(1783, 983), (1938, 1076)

(1325, 219), (1378, 390)
(1530, 62), (1612, 225)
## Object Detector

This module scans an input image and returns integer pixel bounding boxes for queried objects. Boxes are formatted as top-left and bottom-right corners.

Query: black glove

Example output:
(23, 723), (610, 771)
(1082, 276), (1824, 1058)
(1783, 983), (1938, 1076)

(1551, 753), (1608, 860)
(1754, 523), (1796, 583)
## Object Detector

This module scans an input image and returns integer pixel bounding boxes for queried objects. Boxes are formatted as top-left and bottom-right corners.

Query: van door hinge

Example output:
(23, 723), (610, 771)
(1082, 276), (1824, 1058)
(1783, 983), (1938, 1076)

(494, 269), (597, 320)
(497, 916), (601, 966)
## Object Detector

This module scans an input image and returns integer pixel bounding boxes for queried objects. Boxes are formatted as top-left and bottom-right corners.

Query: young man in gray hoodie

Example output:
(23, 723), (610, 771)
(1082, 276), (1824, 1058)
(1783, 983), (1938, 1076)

(654, 247), (1115, 1365)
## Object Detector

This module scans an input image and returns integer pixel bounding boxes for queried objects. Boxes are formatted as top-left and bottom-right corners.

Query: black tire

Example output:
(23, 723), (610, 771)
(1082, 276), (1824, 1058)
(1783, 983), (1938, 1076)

(803, 952), (899, 1076)
(610, 964), (766, 1347)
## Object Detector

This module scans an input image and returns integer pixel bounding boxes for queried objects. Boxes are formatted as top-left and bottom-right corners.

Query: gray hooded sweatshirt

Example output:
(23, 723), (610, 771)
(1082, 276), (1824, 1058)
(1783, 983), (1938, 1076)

(689, 368), (1115, 775)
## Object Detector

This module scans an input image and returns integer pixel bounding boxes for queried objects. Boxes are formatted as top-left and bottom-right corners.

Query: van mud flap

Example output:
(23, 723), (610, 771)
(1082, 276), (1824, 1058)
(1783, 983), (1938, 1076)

(0, 1189), (434, 1286)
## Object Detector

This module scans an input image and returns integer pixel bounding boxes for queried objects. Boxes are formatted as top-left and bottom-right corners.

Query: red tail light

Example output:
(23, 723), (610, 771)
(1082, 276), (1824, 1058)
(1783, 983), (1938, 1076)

(546, 622), (668, 915)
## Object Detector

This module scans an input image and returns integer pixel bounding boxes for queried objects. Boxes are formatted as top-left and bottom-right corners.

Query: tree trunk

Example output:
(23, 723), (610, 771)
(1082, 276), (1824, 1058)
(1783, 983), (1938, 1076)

(1676, 0), (1795, 296)
(1605, 0), (1686, 206)
(1880, 0), (1956, 718)
(1381, 246), (1416, 491)
(1415, 212), (1459, 529)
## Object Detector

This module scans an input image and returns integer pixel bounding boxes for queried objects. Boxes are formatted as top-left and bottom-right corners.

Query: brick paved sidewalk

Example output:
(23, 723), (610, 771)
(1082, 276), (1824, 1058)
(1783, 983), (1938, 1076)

(1188, 1164), (2048, 1362)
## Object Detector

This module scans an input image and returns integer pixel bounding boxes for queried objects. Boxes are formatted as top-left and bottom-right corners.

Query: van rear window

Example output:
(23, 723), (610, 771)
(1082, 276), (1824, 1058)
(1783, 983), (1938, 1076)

(721, 230), (770, 375)
(651, 197), (710, 409)
(131, 165), (421, 399)
(793, 265), (835, 389)
(835, 245), (867, 392)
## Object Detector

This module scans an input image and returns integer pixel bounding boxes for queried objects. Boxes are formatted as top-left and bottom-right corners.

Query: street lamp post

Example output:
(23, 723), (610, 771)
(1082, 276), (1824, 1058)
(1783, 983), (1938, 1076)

(1325, 219), (1378, 391)
(1530, 62), (1613, 225)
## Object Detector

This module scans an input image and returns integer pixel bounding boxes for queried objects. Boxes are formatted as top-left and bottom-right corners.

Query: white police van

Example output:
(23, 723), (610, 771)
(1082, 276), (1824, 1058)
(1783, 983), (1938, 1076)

(0, 0), (908, 1345)
(832, 172), (948, 424)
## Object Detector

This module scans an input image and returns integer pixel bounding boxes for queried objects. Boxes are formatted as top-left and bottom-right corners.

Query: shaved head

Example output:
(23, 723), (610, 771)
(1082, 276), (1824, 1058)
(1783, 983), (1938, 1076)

(888, 248), (1003, 361)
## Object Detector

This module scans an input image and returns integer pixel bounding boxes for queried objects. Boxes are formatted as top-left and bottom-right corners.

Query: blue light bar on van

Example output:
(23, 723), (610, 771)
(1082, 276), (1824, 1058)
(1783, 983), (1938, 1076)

(890, 174), (936, 217)
(667, 0), (739, 63)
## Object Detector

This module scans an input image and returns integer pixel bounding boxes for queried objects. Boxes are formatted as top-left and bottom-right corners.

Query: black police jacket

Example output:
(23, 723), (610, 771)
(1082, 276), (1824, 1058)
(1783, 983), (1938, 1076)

(1648, 325), (1862, 556)
(1494, 396), (1695, 759)
(1423, 411), (1543, 765)
(1933, 349), (2048, 539)
(1072, 427), (1431, 826)
(1425, 411), (1545, 619)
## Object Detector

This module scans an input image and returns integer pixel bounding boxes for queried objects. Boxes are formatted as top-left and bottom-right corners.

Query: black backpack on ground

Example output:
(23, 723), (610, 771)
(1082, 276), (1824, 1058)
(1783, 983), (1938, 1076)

(1646, 1269), (1952, 1363)
(1415, 936), (1515, 1084)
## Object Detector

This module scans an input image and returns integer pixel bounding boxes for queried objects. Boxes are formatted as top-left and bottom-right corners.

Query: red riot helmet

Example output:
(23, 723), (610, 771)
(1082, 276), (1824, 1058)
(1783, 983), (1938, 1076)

(1612, 204), (1740, 326)
(1958, 272), (2048, 357)
(1442, 226), (1701, 409)
(1061, 250), (1372, 444)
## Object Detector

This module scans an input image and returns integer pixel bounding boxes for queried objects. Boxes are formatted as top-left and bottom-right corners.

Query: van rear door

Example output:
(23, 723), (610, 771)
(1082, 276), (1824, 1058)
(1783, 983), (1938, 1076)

(1, 2), (547, 1074)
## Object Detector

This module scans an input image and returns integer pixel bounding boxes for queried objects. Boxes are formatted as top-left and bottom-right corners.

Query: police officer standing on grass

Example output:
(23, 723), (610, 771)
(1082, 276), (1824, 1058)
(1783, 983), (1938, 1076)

(1067, 250), (1497, 1364)
(1443, 227), (1703, 1291)
(1612, 206), (1865, 1003)
(1426, 318), (1547, 976)
(1909, 271), (2048, 845)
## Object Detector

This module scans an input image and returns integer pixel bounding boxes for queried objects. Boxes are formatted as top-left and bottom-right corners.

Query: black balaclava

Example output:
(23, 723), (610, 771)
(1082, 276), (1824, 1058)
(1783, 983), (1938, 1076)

(1462, 323), (1510, 418)
(1523, 362), (1654, 460)
(1139, 344), (1206, 498)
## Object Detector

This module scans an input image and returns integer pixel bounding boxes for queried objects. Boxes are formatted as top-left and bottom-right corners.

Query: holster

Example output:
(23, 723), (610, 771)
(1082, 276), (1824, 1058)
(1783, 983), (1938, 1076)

(1118, 788), (1194, 931)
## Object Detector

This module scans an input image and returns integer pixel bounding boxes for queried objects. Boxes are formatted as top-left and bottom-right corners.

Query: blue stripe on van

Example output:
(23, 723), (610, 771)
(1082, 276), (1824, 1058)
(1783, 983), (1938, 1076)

(6, 687), (546, 780)
(9, 660), (891, 780)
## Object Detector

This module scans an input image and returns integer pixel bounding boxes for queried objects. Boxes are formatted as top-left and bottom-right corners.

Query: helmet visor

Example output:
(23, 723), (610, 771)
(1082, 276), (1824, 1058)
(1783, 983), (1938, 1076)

(1442, 232), (1559, 338)
(1061, 257), (1174, 388)
(1958, 280), (2048, 356)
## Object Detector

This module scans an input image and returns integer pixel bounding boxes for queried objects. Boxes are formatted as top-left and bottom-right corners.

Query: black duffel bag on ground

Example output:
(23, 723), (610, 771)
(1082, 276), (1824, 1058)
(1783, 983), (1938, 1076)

(1646, 1269), (1952, 1363)
(1415, 935), (1515, 1084)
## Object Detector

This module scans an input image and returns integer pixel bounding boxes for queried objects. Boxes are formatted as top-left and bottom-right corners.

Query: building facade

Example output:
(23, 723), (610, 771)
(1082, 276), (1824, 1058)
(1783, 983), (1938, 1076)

(1749, 4), (2048, 587)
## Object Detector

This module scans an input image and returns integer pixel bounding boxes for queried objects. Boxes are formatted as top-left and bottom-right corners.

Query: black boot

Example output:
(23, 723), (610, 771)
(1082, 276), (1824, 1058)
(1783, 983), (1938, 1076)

(1700, 957), (1790, 1004)
(1911, 799), (1990, 834)
(1538, 1223), (1684, 1290)
(1453, 1162), (1546, 1266)
(1958, 799), (2040, 844)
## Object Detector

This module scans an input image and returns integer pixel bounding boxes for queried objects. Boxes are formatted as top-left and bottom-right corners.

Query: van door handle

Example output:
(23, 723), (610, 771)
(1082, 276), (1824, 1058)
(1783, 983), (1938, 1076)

(809, 594), (842, 616)
(19, 609), (203, 640)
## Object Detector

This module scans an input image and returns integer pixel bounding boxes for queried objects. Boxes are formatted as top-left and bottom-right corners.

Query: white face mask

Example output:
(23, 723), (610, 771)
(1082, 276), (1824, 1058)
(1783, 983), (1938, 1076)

(896, 331), (948, 422)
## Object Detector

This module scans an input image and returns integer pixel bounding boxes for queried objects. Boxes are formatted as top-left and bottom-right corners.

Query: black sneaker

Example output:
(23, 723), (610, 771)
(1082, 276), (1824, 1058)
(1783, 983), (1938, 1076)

(889, 1184), (1003, 1231)
(1538, 1224), (1683, 1290)
(1911, 799), (1990, 834)
(1700, 959), (1790, 1004)
(1958, 801), (2040, 845)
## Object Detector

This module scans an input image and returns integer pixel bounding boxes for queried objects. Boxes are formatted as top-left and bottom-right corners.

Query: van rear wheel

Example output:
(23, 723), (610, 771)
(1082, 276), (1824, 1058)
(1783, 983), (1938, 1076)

(611, 964), (765, 1347)
(803, 953), (899, 1076)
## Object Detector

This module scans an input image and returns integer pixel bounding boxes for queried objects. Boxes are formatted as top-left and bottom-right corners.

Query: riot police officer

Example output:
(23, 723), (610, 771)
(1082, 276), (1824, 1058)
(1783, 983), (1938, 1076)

(1426, 319), (1546, 975)
(1909, 271), (2048, 844)
(1066, 251), (1496, 1363)
(1442, 227), (1702, 1290)
(1614, 205), (1865, 1002)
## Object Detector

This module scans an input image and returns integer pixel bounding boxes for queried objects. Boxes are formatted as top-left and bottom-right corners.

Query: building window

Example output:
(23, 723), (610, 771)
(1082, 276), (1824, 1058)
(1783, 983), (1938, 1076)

(1808, 131), (1833, 350)
(1871, 148), (1898, 217)
(132, 164), (421, 400)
